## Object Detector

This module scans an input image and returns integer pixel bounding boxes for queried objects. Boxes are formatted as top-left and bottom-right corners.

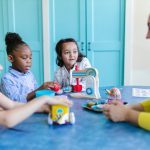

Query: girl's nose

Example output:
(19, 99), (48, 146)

(69, 52), (73, 57)
(27, 58), (32, 63)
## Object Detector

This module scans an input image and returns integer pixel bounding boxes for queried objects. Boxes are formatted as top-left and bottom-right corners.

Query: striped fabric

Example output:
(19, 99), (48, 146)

(0, 67), (38, 103)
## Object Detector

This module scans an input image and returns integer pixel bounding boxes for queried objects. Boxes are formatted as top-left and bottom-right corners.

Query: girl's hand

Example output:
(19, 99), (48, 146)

(40, 82), (55, 90)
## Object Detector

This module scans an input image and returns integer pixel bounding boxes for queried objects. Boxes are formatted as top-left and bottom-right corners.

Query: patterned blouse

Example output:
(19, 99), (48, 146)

(54, 57), (91, 91)
(0, 67), (38, 103)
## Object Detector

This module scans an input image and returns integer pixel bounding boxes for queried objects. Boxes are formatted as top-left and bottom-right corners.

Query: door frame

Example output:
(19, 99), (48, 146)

(42, 0), (134, 84)
(124, 0), (134, 85)
(42, 0), (51, 81)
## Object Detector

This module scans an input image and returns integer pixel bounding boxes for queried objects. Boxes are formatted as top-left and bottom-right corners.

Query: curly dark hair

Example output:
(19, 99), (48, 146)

(5, 32), (28, 55)
(55, 38), (85, 67)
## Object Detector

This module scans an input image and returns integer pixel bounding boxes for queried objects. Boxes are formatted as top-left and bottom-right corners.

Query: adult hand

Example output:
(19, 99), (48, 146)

(103, 100), (129, 122)
(46, 96), (73, 107)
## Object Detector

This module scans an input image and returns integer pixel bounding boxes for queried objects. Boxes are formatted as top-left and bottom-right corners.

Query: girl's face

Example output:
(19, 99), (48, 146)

(61, 42), (79, 70)
(9, 45), (32, 73)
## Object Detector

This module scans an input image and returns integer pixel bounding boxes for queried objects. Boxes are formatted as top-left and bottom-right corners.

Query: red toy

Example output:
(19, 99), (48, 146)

(73, 65), (82, 92)
(50, 82), (61, 92)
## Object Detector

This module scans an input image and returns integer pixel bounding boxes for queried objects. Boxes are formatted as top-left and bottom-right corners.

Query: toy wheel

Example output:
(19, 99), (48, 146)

(69, 112), (75, 124)
(48, 114), (53, 125)
(86, 88), (93, 95)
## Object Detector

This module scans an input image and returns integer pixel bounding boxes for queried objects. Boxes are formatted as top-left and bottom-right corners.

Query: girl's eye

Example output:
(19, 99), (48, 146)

(73, 51), (77, 53)
(22, 57), (27, 60)
(65, 51), (69, 55)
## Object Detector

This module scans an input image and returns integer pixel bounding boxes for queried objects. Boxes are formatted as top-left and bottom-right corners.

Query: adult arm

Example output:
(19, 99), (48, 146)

(0, 94), (72, 128)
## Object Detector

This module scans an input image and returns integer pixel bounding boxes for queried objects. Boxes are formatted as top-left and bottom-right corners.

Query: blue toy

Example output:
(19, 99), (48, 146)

(35, 90), (55, 97)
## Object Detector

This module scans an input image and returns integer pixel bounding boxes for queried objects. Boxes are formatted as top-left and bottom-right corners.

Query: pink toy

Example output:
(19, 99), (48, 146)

(72, 65), (82, 92)
(106, 87), (121, 103)
(50, 82), (61, 92)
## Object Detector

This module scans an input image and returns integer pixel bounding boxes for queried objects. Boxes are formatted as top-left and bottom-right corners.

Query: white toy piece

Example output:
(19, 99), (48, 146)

(70, 67), (101, 99)
(57, 112), (75, 125)
(69, 112), (75, 124)
(48, 112), (75, 125)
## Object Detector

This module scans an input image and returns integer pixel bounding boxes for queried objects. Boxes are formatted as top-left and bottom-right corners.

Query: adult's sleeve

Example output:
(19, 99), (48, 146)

(138, 112), (150, 131)
(140, 99), (150, 112)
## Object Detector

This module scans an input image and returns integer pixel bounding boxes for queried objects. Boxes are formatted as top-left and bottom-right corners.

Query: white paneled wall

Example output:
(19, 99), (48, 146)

(124, 0), (150, 85)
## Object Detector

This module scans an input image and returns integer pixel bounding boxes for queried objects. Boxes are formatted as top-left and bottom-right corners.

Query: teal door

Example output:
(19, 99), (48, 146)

(0, 0), (43, 84)
(50, 0), (125, 86)
(49, 0), (86, 79)
(86, 0), (125, 86)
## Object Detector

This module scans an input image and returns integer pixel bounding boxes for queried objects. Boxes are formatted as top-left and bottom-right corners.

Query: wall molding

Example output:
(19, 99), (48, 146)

(124, 0), (134, 85)
(42, 0), (50, 81)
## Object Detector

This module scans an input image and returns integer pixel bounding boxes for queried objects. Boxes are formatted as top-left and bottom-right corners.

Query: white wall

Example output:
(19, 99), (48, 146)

(124, 0), (150, 85)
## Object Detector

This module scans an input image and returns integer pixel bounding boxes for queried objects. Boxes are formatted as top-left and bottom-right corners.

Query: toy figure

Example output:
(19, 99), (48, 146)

(105, 87), (121, 103)
(48, 104), (75, 125)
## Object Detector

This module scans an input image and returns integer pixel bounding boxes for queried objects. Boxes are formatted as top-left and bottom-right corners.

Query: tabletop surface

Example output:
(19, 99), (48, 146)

(0, 86), (150, 150)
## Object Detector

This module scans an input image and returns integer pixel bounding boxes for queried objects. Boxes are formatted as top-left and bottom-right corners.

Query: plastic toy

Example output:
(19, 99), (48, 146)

(48, 105), (75, 125)
(63, 86), (72, 92)
(82, 100), (106, 112)
(72, 65), (82, 92)
(35, 90), (75, 125)
(35, 90), (55, 97)
(56, 86), (72, 95)
(50, 82), (61, 92)
(70, 67), (101, 99)
(105, 87), (121, 103)
(106, 87), (121, 99)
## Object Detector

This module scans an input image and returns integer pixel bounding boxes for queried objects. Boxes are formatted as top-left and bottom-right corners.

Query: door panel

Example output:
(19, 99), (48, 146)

(50, 0), (86, 79)
(93, 51), (120, 86)
(87, 0), (125, 86)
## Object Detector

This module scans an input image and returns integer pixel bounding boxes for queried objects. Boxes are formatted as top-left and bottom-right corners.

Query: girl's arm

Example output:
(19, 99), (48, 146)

(27, 82), (55, 101)
(0, 95), (72, 128)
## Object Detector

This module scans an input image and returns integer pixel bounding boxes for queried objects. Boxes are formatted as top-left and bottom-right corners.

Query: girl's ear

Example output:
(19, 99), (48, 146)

(8, 55), (14, 63)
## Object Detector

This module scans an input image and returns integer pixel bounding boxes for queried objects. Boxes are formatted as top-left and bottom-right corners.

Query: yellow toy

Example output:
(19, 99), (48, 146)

(48, 105), (75, 125)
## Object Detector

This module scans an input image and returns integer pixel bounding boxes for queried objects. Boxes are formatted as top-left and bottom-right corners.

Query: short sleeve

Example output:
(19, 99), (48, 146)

(1, 76), (27, 103)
